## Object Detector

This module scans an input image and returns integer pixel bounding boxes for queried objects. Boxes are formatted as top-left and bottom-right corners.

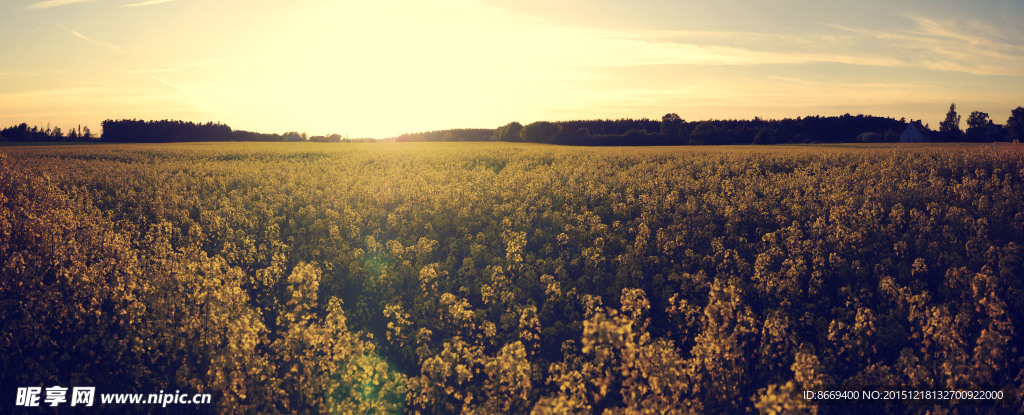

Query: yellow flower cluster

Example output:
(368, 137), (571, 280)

(2, 142), (1023, 413)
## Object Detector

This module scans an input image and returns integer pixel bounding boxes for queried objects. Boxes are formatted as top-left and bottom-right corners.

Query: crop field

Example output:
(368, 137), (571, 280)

(1, 142), (1023, 413)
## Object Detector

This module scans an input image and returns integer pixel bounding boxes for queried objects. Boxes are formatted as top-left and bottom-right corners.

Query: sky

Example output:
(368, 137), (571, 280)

(1, 0), (1023, 138)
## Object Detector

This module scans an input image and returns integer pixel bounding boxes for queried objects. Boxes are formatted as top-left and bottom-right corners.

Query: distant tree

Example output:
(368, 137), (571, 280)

(555, 118), (660, 137)
(99, 119), (234, 142)
(660, 113), (685, 140)
(27, 125), (41, 141)
(521, 121), (562, 143)
(967, 111), (989, 130)
(753, 128), (775, 145)
(516, 114), (901, 146)
(570, 127), (591, 144)
(0, 123), (31, 141)
(82, 126), (92, 141)
(966, 111), (990, 142)
(690, 122), (723, 145)
(939, 103), (963, 141)
(396, 128), (492, 142)
(1007, 106), (1024, 142)
(493, 122), (523, 142)
(623, 129), (655, 145)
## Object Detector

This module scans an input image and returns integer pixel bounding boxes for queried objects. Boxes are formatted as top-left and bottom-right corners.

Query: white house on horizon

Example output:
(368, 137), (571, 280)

(900, 121), (930, 143)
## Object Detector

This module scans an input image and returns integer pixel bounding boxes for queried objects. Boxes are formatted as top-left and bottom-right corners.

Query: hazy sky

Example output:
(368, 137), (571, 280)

(2, 0), (1022, 138)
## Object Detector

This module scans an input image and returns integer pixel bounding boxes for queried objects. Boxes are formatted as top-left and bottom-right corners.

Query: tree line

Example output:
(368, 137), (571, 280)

(398, 104), (1024, 145)
(0, 120), (322, 143)
(4, 104), (1023, 144)
(0, 123), (95, 142)
(938, 104), (1024, 142)
(99, 119), (283, 143)
(491, 105), (1023, 146)
(395, 128), (494, 142)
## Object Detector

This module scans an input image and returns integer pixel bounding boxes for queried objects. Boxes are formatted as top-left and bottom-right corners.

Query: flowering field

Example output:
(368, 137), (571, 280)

(2, 142), (1022, 413)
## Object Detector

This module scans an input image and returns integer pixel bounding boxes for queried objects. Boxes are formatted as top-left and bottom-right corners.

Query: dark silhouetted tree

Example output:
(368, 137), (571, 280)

(1008, 106), (1024, 142)
(570, 127), (591, 144)
(493, 122), (523, 142)
(690, 122), (723, 145)
(752, 129), (775, 145)
(520, 121), (561, 143)
(0, 123), (31, 141)
(98, 119), (280, 142)
(966, 111), (990, 142)
(967, 111), (989, 130)
(660, 113), (684, 140)
(397, 128), (492, 142)
(556, 119), (660, 137)
(939, 103), (963, 141)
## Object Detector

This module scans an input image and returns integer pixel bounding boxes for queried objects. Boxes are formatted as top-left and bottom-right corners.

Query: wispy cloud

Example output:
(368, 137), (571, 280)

(150, 75), (186, 91)
(830, 16), (1024, 76)
(124, 0), (177, 7)
(25, 0), (99, 10)
(511, 26), (907, 71)
(601, 16), (1024, 77)
(58, 25), (124, 54)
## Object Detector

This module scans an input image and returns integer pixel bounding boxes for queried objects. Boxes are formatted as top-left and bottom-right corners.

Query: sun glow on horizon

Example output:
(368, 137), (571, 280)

(1, 0), (1022, 137)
